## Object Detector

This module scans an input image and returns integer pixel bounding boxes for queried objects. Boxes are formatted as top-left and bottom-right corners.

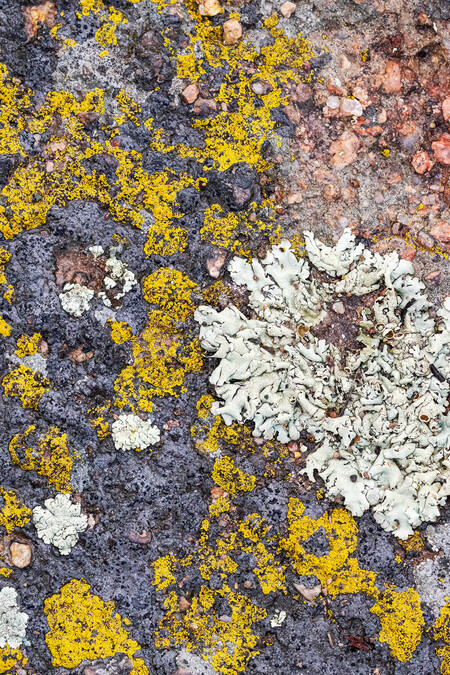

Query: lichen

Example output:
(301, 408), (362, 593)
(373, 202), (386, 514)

(9, 426), (76, 493)
(196, 230), (450, 538)
(0, 587), (29, 649)
(0, 488), (32, 534)
(44, 578), (149, 674)
(111, 413), (160, 451)
(371, 587), (424, 661)
(2, 365), (49, 409)
(32, 494), (88, 555)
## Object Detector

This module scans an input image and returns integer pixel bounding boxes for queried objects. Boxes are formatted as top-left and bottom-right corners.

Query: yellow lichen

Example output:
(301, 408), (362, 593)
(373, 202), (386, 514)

(88, 403), (111, 439)
(280, 497), (377, 598)
(0, 488), (31, 533)
(371, 587), (424, 662)
(108, 319), (133, 344)
(44, 578), (149, 675)
(0, 646), (27, 674)
(9, 425), (76, 493)
(2, 365), (49, 409)
(399, 532), (424, 552)
(114, 269), (202, 411)
(155, 584), (266, 675)
(209, 495), (231, 517)
(152, 554), (177, 591)
(14, 332), (41, 357)
(211, 456), (256, 497)
(0, 316), (11, 337)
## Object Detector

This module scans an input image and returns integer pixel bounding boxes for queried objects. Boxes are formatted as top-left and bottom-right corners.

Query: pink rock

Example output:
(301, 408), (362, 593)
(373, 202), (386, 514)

(430, 220), (450, 247)
(383, 61), (402, 94)
(442, 98), (450, 122)
(340, 97), (363, 117)
(329, 131), (360, 168)
(411, 151), (434, 174)
(280, 1), (296, 17)
(223, 18), (242, 45)
(181, 84), (199, 104)
(432, 133), (450, 165)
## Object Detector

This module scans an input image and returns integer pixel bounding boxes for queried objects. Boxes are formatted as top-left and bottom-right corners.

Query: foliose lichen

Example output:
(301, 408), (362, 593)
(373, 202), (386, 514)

(32, 493), (88, 555)
(0, 587), (28, 649)
(111, 413), (160, 451)
(196, 229), (450, 538)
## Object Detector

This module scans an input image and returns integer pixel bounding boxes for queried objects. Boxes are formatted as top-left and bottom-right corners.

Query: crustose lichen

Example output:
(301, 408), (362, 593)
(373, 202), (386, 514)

(196, 229), (450, 538)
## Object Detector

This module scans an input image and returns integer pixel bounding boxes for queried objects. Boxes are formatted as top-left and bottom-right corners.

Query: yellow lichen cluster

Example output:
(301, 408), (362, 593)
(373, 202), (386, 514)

(44, 579), (148, 675)
(280, 498), (378, 599)
(0, 646), (27, 674)
(211, 456), (256, 496)
(0, 488), (31, 533)
(14, 332), (41, 357)
(0, 316), (11, 337)
(429, 600), (450, 674)
(150, 11), (314, 173)
(2, 365), (49, 409)
(0, 247), (14, 302)
(0, 64), (201, 257)
(201, 202), (279, 257)
(156, 584), (266, 675)
(9, 426), (76, 493)
(371, 587), (424, 662)
(113, 268), (203, 411)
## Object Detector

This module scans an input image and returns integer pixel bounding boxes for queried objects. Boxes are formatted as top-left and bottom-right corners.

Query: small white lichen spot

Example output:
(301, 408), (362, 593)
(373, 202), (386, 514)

(0, 586), (29, 648)
(195, 229), (450, 539)
(88, 245), (104, 258)
(112, 413), (160, 451)
(59, 283), (95, 317)
(32, 493), (88, 555)
(271, 610), (287, 628)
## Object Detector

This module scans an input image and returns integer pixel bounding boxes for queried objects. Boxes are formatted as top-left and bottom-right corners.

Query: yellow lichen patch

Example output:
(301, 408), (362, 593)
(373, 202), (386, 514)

(108, 319), (133, 344)
(2, 365), (49, 409)
(142, 268), (197, 325)
(399, 532), (424, 552)
(428, 599), (450, 673)
(0, 64), (32, 155)
(114, 323), (202, 410)
(88, 403), (111, 439)
(0, 488), (31, 533)
(280, 498), (377, 598)
(149, 13), (314, 173)
(154, 584), (266, 675)
(0, 646), (27, 674)
(0, 316), (11, 337)
(197, 394), (214, 419)
(115, 89), (141, 126)
(209, 495), (231, 517)
(0, 248), (13, 302)
(0, 568), (12, 577)
(95, 5), (128, 55)
(14, 332), (41, 357)
(9, 425), (76, 493)
(370, 587), (424, 662)
(201, 202), (279, 257)
(152, 554), (178, 591)
(44, 579), (149, 675)
(114, 269), (202, 410)
(211, 457), (256, 497)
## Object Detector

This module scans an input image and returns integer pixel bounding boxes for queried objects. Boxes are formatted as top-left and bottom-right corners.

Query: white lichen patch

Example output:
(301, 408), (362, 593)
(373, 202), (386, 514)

(32, 493), (88, 555)
(112, 413), (160, 451)
(195, 229), (450, 539)
(59, 243), (137, 316)
(59, 283), (94, 317)
(0, 586), (29, 648)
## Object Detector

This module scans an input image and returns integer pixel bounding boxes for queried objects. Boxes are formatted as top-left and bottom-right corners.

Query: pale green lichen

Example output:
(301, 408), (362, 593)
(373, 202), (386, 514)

(111, 413), (160, 451)
(196, 229), (450, 538)
(33, 494), (88, 555)
(0, 587), (28, 649)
